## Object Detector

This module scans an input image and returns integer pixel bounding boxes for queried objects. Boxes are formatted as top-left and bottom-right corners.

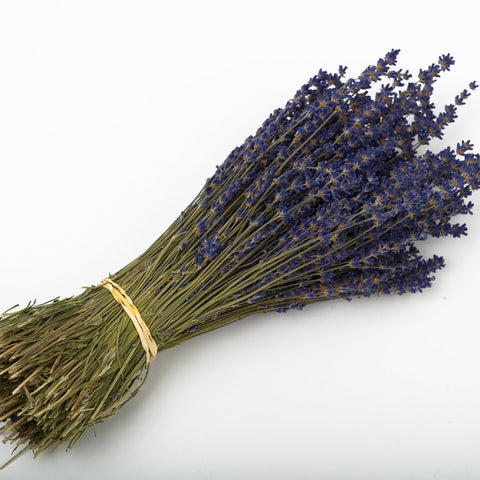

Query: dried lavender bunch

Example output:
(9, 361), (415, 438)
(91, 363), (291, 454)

(1, 50), (479, 465)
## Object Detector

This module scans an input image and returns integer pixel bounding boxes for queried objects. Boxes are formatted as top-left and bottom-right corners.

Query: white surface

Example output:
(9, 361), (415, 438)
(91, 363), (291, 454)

(1, 1), (480, 478)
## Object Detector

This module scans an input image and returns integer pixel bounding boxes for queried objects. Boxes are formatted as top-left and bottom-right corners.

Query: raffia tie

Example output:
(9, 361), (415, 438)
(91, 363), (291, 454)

(99, 278), (157, 363)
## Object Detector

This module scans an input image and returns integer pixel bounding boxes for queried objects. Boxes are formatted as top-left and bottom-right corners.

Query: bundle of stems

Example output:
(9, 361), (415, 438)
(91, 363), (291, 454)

(1, 50), (479, 465)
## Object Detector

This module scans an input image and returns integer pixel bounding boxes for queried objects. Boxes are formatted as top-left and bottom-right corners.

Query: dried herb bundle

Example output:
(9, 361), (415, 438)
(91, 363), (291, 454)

(1, 50), (479, 466)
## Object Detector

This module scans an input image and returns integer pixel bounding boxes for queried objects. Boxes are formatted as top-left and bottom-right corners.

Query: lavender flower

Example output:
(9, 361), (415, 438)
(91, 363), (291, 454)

(154, 49), (479, 336)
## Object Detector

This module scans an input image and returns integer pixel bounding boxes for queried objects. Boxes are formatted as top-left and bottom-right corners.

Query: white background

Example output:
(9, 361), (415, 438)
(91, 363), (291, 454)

(1, 1), (480, 478)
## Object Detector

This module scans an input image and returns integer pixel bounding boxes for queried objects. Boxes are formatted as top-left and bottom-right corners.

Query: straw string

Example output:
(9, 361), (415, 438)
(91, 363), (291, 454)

(99, 278), (157, 363)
